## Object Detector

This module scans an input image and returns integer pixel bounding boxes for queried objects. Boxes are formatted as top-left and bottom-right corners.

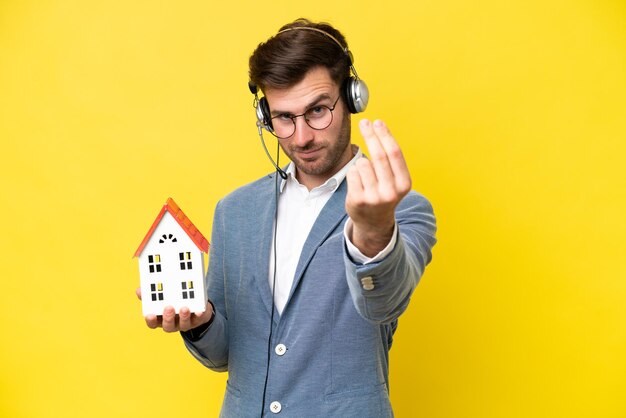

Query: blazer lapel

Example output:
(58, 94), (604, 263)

(253, 173), (281, 320)
(284, 180), (349, 309)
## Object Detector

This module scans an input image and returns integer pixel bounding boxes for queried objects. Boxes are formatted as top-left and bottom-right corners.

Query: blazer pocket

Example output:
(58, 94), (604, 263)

(324, 381), (388, 402)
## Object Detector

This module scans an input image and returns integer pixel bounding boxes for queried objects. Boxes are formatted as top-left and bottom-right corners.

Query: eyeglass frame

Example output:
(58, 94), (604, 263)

(268, 95), (342, 139)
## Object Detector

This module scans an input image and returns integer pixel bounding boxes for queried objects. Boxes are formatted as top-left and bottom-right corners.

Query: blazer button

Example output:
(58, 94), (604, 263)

(275, 344), (287, 356)
(270, 401), (282, 413)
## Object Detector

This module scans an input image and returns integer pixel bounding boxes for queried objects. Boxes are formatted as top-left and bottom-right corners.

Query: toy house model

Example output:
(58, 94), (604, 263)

(134, 198), (209, 316)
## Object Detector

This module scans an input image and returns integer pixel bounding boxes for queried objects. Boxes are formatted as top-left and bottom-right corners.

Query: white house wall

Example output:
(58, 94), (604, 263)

(138, 212), (206, 316)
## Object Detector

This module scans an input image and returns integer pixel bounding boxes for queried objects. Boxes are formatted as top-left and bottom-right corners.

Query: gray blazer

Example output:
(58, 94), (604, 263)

(183, 171), (437, 417)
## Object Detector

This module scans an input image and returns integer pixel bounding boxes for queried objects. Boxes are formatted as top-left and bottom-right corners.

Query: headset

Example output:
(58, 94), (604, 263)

(248, 26), (369, 135)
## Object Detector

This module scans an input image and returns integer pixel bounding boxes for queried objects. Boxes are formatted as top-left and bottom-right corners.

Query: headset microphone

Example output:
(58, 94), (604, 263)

(257, 120), (288, 180)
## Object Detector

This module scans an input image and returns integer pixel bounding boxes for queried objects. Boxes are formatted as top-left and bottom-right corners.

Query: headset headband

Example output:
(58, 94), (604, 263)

(275, 26), (358, 77)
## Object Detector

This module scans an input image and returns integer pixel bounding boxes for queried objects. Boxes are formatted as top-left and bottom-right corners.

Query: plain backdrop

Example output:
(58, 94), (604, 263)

(1, 1), (624, 417)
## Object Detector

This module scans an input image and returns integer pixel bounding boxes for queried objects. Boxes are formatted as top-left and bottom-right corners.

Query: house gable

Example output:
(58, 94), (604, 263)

(139, 212), (202, 269)
(134, 197), (209, 258)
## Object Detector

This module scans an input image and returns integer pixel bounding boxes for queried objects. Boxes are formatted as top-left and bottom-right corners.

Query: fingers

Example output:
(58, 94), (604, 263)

(347, 119), (412, 245)
(140, 296), (213, 333)
(346, 164), (364, 196)
(359, 119), (394, 189)
(145, 314), (161, 329)
(354, 158), (379, 200)
(179, 307), (192, 332)
(162, 306), (177, 332)
(144, 305), (210, 333)
(359, 119), (412, 194)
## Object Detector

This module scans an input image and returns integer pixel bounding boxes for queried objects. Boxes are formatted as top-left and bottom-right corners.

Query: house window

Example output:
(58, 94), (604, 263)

(181, 281), (195, 299)
(148, 254), (162, 273)
(150, 282), (164, 301)
(159, 233), (177, 243)
(179, 252), (192, 270)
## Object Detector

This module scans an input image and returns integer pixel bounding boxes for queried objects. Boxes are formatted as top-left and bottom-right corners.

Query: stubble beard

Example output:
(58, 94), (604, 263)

(286, 115), (352, 177)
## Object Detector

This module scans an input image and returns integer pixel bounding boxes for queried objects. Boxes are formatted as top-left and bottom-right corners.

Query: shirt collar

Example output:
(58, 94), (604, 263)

(280, 145), (363, 194)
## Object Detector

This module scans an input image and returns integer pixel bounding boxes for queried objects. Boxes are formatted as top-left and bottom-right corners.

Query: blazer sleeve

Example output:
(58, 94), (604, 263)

(181, 199), (229, 372)
(343, 190), (437, 324)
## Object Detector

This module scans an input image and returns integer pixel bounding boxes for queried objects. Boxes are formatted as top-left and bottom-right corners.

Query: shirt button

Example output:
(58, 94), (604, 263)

(275, 343), (287, 356)
(270, 401), (282, 413)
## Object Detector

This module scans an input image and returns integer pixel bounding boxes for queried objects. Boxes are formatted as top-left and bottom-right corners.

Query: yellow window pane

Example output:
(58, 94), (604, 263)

(188, 281), (194, 289)
(155, 255), (161, 263)
(157, 283), (163, 291)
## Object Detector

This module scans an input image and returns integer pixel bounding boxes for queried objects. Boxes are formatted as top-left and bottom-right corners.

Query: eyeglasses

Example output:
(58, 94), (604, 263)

(269, 95), (341, 139)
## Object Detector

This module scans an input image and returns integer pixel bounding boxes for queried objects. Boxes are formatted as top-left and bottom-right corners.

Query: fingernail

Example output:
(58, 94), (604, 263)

(374, 119), (385, 128)
(359, 119), (370, 128)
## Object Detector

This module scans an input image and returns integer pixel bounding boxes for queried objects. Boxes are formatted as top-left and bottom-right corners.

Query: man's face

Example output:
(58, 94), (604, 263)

(264, 67), (352, 188)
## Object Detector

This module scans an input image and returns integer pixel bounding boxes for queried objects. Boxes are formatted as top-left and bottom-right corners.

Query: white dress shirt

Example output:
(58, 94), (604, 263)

(269, 147), (398, 314)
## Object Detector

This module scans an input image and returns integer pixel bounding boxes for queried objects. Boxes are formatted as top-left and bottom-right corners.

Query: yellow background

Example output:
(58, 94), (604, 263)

(1, 1), (624, 417)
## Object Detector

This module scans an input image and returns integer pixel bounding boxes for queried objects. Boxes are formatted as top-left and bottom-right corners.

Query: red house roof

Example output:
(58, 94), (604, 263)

(134, 197), (210, 257)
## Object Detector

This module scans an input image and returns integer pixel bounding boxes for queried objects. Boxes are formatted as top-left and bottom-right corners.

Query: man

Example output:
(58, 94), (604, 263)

(138, 18), (437, 417)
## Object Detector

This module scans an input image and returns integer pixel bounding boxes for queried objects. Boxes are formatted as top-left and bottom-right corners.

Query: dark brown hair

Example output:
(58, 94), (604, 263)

(248, 18), (351, 91)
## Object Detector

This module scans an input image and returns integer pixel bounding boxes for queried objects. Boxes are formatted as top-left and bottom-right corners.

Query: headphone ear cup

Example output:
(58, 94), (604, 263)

(342, 77), (369, 114)
(257, 97), (274, 132)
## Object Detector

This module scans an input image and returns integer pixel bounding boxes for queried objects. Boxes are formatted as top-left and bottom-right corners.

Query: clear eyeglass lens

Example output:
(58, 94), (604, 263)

(273, 106), (333, 139)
